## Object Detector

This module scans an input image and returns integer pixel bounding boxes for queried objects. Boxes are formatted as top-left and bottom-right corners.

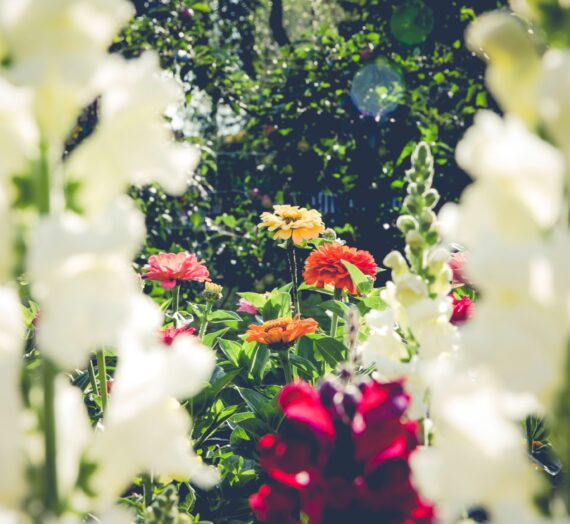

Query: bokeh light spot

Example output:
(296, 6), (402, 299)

(390, 0), (435, 46)
(350, 60), (405, 121)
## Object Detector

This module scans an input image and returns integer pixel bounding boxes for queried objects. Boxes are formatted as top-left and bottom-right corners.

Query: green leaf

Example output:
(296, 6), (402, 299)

(250, 345), (270, 382)
(262, 291), (291, 320)
(208, 310), (242, 323)
(218, 339), (241, 367)
(341, 260), (373, 295)
(320, 299), (349, 318)
(202, 327), (229, 348)
(235, 387), (277, 421)
(311, 334), (347, 368)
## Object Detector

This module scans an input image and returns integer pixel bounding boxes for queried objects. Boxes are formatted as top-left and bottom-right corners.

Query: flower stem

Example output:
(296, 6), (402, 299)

(88, 358), (99, 396)
(42, 358), (59, 515)
(199, 302), (213, 339)
(172, 285), (180, 314)
(286, 243), (301, 316)
(279, 351), (293, 383)
(97, 349), (108, 412)
(143, 473), (153, 508)
(329, 288), (342, 338)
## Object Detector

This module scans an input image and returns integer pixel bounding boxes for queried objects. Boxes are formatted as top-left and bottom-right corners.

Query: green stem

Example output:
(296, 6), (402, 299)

(43, 358), (59, 515)
(88, 359), (99, 396)
(279, 351), (293, 383)
(172, 285), (180, 314)
(199, 302), (213, 339)
(97, 350), (108, 411)
(143, 473), (153, 508)
(36, 142), (51, 215)
(286, 243), (301, 317)
(330, 288), (342, 338)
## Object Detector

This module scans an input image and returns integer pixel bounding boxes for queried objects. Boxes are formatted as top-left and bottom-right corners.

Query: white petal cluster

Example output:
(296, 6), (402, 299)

(0, 0), (216, 519)
(0, 287), (26, 510)
(88, 334), (218, 508)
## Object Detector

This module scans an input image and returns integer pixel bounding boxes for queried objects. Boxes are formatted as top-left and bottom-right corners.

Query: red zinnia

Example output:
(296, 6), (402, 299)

(159, 325), (197, 345)
(249, 378), (434, 524)
(450, 295), (474, 325)
(142, 252), (209, 289)
(303, 243), (377, 295)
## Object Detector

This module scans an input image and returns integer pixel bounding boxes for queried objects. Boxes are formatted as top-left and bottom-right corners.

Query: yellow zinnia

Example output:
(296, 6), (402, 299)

(258, 205), (325, 245)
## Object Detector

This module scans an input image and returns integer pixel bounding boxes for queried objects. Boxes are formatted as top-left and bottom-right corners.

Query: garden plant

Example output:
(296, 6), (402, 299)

(3, 1), (570, 524)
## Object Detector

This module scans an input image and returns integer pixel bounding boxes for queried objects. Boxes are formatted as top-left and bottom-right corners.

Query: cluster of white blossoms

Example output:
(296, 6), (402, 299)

(409, 3), (570, 524)
(0, 0), (217, 522)
(359, 142), (458, 421)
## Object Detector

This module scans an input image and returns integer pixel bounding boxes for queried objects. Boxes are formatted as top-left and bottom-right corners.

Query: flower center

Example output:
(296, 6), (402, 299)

(281, 209), (304, 221)
(262, 318), (292, 332)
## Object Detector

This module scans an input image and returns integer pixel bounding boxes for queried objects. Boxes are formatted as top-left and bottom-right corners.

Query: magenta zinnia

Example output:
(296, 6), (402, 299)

(249, 378), (434, 524)
(142, 252), (209, 289)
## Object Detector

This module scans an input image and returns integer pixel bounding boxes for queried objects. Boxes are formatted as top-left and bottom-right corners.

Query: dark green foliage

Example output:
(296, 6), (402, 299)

(111, 0), (506, 293)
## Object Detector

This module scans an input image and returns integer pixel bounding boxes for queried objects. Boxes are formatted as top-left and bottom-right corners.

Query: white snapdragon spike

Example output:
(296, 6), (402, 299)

(87, 334), (218, 508)
(454, 111), (565, 233)
(0, 78), (38, 180)
(0, 189), (14, 283)
(27, 198), (148, 369)
(66, 53), (201, 214)
(539, 50), (570, 164)
(466, 12), (541, 127)
(411, 368), (541, 524)
(54, 377), (91, 505)
(0, 0), (134, 146)
(0, 287), (26, 509)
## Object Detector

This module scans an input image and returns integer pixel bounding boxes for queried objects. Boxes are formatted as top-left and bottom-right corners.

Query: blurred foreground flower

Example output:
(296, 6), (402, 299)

(143, 252), (209, 289)
(303, 242), (377, 295)
(246, 317), (318, 351)
(250, 379), (433, 524)
(258, 205), (325, 245)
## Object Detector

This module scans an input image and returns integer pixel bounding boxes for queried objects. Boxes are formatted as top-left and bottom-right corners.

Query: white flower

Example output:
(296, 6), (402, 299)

(0, 0), (134, 146)
(0, 78), (38, 180)
(455, 111), (565, 231)
(0, 189), (14, 283)
(0, 287), (26, 509)
(461, 299), (567, 409)
(539, 50), (570, 163)
(66, 53), (200, 214)
(87, 336), (218, 508)
(55, 377), (91, 502)
(466, 12), (541, 126)
(411, 373), (541, 522)
(27, 199), (149, 369)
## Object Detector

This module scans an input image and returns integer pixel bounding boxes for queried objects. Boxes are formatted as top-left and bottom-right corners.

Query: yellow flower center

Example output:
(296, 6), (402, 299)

(280, 209), (304, 221)
(262, 318), (292, 332)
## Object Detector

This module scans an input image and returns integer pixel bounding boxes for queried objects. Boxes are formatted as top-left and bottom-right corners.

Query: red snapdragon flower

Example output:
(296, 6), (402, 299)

(142, 252), (209, 289)
(159, 325), (197, 345)
(450, 295), (474, 325)
(249, 378), (434, 524)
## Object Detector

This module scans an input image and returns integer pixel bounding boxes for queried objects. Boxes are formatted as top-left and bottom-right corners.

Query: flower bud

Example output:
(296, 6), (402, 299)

(405, 230), (424, 252)
(383, 250), (410, 281)
(203, 281), (223, 302)
(403, 195), (422, 214)
(396, 215), (417, 234)
(322, 228), (338, 241)
(419, 210), (436, 229)
(427, 247), (450, 274)
(424, 189), (440, 208)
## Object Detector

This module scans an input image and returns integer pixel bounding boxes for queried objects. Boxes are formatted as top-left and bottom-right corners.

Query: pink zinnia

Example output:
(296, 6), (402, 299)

(159, 325), (197, 346)
(237, 298), (259, 315)
(142, 252), (209, 289)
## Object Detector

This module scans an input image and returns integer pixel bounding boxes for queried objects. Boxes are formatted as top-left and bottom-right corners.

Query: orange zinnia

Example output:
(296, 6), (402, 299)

(303, 242), (377, 295)
(246, 317), (318, 351)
